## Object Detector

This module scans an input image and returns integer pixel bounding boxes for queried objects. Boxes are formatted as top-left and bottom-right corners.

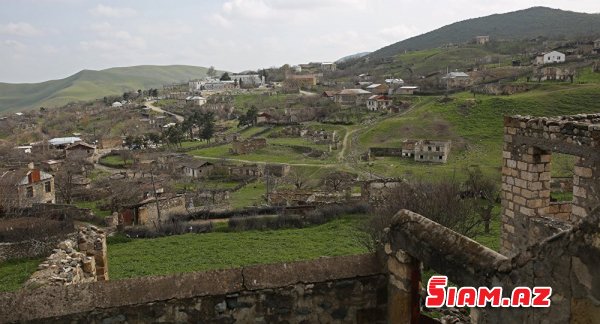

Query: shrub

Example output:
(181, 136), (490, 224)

(0, 217), (74, 242)
(123, 217), (213, 239)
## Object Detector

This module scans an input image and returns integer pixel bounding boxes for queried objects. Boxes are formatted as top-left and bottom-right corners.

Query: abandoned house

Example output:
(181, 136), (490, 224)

(180, 161), (214, 179)
(441, 71), (472, 88)
(370, 139), (451, 163)
(474, 35), (490, 44)
(365, 83), (389, 96)
(333, 89), (372, 106)
(65, 142), (96, 158)
(226, 164), (263, 178)
(414, 140), (451, 163)
(321, 62), (337, 72)
(231, 138), (267, 154)
(0, 164), (55, 209)
(594, 39), (600, 54)
(120, 194), (186, 226)
(534, 51), (566, 65)
(391, 85), (419, 95)
(366, 95), (392, 112)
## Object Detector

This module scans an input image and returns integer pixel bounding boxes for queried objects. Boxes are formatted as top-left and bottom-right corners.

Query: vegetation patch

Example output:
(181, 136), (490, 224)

(108, 216), (367, 280)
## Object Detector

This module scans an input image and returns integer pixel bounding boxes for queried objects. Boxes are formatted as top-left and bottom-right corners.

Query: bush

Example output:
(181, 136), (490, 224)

(123, 217), (213, 239)
(228, 202), (369, 232)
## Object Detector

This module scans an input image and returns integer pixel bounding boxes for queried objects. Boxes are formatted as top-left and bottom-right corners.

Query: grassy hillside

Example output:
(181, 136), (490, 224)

(0, 65), (212, 112)
(370, 7), (600, 59)
(358, 83), (600, 179)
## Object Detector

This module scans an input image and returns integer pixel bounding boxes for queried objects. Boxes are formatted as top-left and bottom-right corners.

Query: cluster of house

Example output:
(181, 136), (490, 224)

(291, 62), (337, 73)
(16, 136), (97, 158)
(369, 139), (451, 163)
(188, 74), (266, 93)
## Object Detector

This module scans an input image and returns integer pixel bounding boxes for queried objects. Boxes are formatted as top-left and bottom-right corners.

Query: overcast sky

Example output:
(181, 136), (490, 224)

(0, 0), (598, 83)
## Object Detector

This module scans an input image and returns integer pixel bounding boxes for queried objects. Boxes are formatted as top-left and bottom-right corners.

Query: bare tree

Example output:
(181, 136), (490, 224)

(364, 177), (480, 250)
(463, 166), (499, 234)
(54, 152), (93, 204)
(322, 171), (355, 192)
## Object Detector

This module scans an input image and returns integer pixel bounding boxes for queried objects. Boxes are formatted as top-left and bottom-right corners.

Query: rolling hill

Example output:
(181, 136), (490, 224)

(0, 65), (214, 113)
(369, 7), (600, 59)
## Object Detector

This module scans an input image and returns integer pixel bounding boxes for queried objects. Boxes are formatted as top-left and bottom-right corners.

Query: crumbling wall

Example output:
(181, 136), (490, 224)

(385, 209), (600, 324)
(23, 226), (108, 287)
(501, 114), (600, 256)
(231, 138), (267, 154)
(0, 254), (385, 324)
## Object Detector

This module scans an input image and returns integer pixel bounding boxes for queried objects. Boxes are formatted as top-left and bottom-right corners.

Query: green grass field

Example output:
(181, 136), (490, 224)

(0, 258), (43, 292)
(74, 200), (111, 217)
(99, 155), (133, 168)
(108, 216), (368, 280)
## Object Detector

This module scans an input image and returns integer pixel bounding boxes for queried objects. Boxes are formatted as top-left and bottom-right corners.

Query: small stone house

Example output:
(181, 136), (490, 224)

(181, 161), (214, 179)
(441, 72), (471, 88)
(474, 35), (490, 44)
(392, 86), (419, 95)
(120, 195), (186, 226)
(65, 142), (96, 158)
(365, 84), (389, 96)
(333, 89), (372, 106)
(594, 39), (600, 54)
(0, 164), (55, 209)
(366, 95), (392, 112)
(226, 164), (263, 178)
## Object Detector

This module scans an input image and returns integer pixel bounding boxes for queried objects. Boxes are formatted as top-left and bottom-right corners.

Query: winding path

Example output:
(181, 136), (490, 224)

(145, 100), (185, 123)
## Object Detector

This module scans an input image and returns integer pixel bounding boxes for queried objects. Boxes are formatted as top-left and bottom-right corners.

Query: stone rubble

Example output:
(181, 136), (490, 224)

(24, 225), (108, 288)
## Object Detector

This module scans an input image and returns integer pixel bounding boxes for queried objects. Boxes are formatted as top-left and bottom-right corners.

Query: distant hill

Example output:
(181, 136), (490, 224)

(336, 52), (371, 64)
(0, 65), (214, 112)
(369, 7), (600, 59)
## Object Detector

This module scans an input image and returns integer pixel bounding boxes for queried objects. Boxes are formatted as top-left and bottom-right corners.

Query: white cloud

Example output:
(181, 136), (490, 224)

(90, 4), (137, 18)
(0, 22), (43, 37)
(378, 25), (420, 40)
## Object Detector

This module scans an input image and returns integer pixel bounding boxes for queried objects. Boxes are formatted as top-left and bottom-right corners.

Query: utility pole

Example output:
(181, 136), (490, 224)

(150, 169), (162, 226)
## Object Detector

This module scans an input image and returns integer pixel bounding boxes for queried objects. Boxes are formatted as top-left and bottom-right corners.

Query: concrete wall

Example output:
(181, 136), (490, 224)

(0, 254), (386, 323)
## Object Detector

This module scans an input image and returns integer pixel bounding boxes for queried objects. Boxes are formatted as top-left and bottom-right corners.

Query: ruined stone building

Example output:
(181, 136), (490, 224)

(0, 164), (55, 209)
(370, 139), (451, 163)
(230, 138), (267, 154)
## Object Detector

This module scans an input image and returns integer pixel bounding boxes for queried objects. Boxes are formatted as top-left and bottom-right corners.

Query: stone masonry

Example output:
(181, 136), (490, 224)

(501, 114), (600, 256)
(24, 225), (108, 288)
(0, 254), (385, 323)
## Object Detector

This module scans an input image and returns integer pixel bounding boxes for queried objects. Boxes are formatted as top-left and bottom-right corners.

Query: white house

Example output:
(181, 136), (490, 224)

(535, 51), (565, 65)
(185, 96), (207, 106)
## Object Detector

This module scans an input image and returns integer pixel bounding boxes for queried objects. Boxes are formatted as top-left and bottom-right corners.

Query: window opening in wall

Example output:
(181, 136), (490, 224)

(550, 153), (576, 203)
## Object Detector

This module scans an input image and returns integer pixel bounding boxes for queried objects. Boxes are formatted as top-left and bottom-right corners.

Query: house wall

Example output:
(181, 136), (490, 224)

(137, 196), (187, 225)
(0, 254), (387, 324)
(17, 178), (55, 207)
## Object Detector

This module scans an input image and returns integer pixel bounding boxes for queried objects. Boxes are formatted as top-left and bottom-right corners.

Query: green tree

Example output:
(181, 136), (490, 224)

(199, 112), (215, 143)
(220, 72), (231, 81)
(207, 66), (216, 78)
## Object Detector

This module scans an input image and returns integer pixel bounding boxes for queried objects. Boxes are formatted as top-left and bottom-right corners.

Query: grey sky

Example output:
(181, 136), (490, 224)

(0, 0), (598, 83)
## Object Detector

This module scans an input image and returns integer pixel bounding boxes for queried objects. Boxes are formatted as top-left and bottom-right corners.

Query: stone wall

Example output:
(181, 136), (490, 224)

(231, 138), (267, 154)
(501, 114), (600, 256)
(23, 225), (108, 288)
(0, 254), (385, 324)
(0, 234), (67, 263)
(385, 208), (600, 323)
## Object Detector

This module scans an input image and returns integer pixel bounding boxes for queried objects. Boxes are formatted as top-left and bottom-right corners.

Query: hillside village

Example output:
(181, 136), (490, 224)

(1, 5), (600, 324)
